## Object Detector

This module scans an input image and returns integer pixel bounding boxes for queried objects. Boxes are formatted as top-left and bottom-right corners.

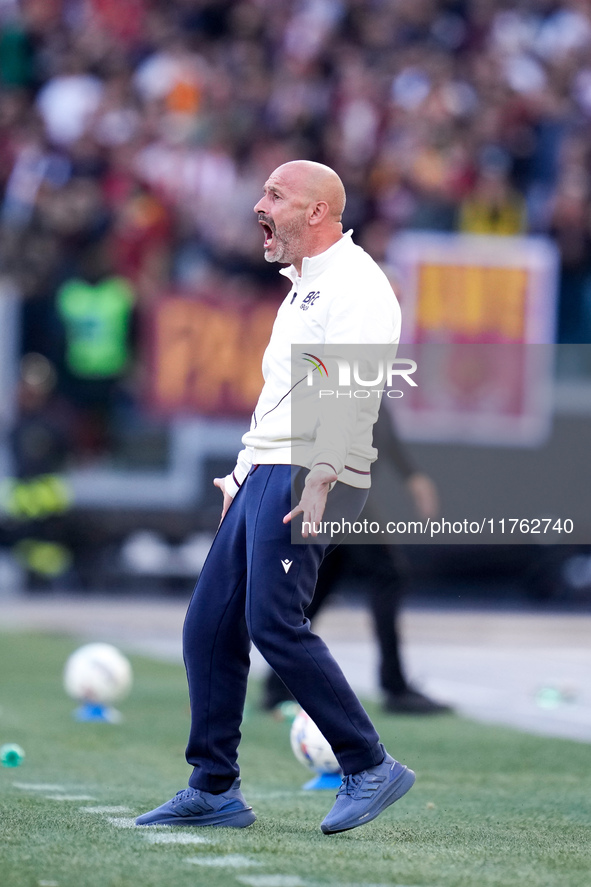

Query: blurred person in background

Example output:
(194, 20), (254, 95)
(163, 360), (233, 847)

(549, 135), (591, 346)
(460, 159), (526, 236)
(0, 353), (75, 586)
(259, 217), (451, 716)
(261, 404), (452, 716)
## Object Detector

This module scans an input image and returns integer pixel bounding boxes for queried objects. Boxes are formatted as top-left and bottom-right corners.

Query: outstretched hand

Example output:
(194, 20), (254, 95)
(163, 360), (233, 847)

(283, 466), (338, 537)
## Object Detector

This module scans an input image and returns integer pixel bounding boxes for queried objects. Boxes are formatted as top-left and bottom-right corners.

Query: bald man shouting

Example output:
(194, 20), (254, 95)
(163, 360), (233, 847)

(136, 161), (415, 835)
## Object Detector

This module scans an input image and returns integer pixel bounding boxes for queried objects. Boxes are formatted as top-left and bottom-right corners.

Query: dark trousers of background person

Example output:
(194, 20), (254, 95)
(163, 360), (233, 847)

(312, 544), (408, 695)
(262, 543), (410, 708)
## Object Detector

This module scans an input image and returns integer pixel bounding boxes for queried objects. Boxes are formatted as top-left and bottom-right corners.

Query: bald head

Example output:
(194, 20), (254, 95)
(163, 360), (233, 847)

(275, 160), (346, 222)
(254, 160), (346, 272)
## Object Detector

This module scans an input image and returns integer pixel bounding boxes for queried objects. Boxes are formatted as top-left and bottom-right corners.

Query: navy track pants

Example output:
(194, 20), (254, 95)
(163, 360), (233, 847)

(183, 464), (384, 792)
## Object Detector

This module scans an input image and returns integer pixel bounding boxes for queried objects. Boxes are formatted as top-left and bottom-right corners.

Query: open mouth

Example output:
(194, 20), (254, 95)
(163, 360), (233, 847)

(259, 217), (275, 248)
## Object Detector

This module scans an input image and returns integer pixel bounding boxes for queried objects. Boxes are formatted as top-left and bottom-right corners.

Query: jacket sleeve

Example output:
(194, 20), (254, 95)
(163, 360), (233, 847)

(223, 446), (254, 498)
(309, 274), (401, 476)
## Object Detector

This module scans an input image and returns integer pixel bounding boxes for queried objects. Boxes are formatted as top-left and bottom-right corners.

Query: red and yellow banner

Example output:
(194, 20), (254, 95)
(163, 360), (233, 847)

(147, 295), (278, 416)
(416, 263), (529, 342)
(390, 233), (558, 345)
(387, 233), (560, 445)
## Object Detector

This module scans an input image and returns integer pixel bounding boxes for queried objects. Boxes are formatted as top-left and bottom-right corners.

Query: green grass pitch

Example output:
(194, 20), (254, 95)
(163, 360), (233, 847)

(0, 631), (590, 887)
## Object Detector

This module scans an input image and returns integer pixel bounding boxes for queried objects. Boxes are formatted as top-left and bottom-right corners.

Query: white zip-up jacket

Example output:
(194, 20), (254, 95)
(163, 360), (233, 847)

(224, 231), (401, 497)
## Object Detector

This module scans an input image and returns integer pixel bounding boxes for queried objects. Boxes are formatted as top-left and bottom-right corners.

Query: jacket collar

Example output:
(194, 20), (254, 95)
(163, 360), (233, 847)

(279, 230), (354, 284)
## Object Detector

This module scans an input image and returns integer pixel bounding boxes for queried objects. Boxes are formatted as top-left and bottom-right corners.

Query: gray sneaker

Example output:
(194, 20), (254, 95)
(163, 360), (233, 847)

(135, 778), (256, 828)
(321, 752), (415, 834)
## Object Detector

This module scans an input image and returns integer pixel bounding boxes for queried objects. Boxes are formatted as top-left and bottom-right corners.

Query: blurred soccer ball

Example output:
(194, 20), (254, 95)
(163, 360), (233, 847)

(120, 530), (171, 573)
(63, 643), (133, 705)
(290, 709), (340, 774)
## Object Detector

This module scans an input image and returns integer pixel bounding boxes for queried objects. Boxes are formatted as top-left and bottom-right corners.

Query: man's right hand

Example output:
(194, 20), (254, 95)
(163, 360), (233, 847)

(213, 477), (233, 524)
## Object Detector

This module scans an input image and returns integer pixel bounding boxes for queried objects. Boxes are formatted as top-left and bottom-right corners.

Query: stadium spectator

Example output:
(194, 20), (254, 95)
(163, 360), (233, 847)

(261, 405), (452, 716)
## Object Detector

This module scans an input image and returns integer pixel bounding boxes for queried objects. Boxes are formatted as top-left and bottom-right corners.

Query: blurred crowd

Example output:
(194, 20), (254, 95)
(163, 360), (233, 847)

(1, 0), (591, 470)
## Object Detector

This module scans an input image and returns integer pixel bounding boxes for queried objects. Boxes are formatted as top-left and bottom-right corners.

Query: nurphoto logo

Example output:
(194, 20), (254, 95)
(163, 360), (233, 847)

(303, 352), (418, 399)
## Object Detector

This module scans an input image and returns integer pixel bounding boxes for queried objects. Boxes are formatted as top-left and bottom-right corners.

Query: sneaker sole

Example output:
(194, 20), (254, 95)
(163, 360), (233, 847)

(135, 807), (256, 828)
(321, 766), (415, 835)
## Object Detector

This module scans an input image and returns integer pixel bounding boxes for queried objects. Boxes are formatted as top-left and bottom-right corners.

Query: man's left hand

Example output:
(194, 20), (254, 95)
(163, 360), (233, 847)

(283, 466), (338, 537)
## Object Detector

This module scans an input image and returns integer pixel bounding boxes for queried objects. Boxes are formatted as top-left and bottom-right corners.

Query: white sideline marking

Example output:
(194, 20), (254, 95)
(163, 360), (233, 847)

(327, 883), (436, 887)
(80, 805), (131, 814)
(44, 795), (96, 801)
(237, 878), (306, 887)
(14, 783), (67, 792)
(144, 832), (214, 845)
(238, 879), (410, 887)
(38, 881), (59, 886)
(107, 817), (138, 829)
(187, 854), (261, 868)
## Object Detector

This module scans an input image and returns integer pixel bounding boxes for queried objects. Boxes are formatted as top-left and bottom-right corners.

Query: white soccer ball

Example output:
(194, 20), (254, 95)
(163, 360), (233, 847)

(290, 709), (341, 774)
(63, 643), (133, 704)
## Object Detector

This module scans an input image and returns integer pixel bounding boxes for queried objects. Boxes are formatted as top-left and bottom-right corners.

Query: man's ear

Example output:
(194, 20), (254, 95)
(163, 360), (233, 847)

(308, 200), (330, 226)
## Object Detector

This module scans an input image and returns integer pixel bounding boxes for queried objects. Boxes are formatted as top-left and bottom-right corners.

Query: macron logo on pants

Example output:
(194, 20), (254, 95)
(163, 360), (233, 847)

(281, 559), (293, 574)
